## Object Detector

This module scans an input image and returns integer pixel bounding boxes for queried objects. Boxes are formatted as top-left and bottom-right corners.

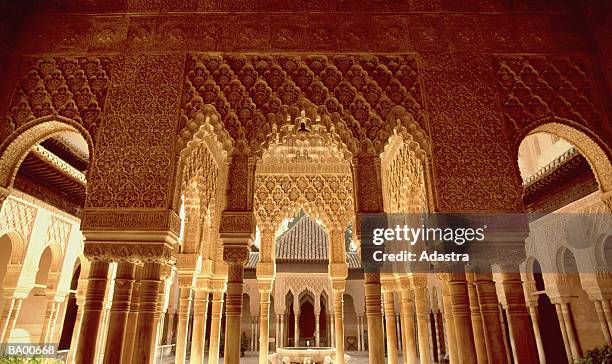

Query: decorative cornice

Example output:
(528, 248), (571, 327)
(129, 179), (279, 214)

(83, 241), (175, 264)
(81, 208), (181, 235)
(31, 144), (87, 185)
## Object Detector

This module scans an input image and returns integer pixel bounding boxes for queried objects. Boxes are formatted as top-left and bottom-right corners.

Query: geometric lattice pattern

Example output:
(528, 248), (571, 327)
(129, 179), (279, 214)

(47, 215), (72, 252)
(0, 198), (38, 243)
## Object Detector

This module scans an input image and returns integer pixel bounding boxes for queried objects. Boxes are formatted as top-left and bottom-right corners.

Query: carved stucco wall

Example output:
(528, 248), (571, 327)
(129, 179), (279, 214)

(0, 6), (609, 218)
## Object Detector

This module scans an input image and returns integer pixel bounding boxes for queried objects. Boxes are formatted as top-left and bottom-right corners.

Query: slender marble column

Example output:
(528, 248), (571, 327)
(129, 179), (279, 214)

(75, 261), (110, 364)
(2, 298), (22, 343)
(294, 307), (300, 346)
(0, 298), (15, 341)
(560, 302), (581, 360)
(364, 273), (385, 364)
(66, 295), (85, 364)
(554, 303), (573, 363)
(208, 289), (225, 364)
(224, 263), (245, 364)
(357, 316), (362, 351)
(396, 314), (402, 351)
(315, 313), (321, 347)
(175, 277), (194, 364)
(399, 287), (417, 364)
(332, 281), (346, 364)
(465, 273), (487, 364)
(440, 279), (458, 364)
(473, 273), (508, 364)
(131, 262), (162, 364)
(279, 314), (284, 348)
(602, 300), (612, 336)
(593, 300), (612, 345)
(190, 285), (210, 364)
(39, 298), (60, 343)
(330, 313), (335, 346)
(527, 305), (546, 364)
(103, 262), (136, 364)
(413, 284), (431, 364)
(498, 270), (539, 363)
(259, 283), (272, 364)
(382, 289), (399, 364)
(121, 264), (142, 364)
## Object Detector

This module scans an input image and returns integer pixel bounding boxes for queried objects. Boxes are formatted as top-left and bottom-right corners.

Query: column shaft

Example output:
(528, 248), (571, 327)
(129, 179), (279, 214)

(131, 262), (162, 364)
(259, 289), (271, 364)
(554, 303), (573, 362)
(121, 265), (142, 364)
(447, 274), (477, 364)
(466, 275), (487, 364)
(400, 292), (417, 364)
(594, 300), (612, 345)
(175, 285), (193, 364)
(103, 262), (136, 364)
(527, 306), (546, 364)
(561, 302), (581, 360)
(365, 273), (385, 364)
(75, 261), (110, 364)
(333, 288), (345, 364)
(499, 271), (539, 364)
(473, 274), (507, 364)
(224, 264), (245, 364)
(208, 291), (224, 364)
(413, 287), (431, 364)
(316, 314), (320, 347)
(441, 291), (458, 364)
(190, 288), (210, 364)
(383, 290), (399, 364)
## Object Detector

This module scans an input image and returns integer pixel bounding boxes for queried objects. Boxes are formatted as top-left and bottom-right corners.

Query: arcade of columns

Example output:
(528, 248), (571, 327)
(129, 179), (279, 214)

(0, 5), (612, 362)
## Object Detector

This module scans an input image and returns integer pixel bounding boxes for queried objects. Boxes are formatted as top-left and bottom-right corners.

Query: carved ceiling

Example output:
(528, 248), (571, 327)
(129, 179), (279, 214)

(181, 54), (426, 156)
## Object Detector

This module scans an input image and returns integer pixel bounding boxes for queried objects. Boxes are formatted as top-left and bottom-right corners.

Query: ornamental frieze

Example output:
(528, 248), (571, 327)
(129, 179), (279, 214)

(81, 209), (181, 235)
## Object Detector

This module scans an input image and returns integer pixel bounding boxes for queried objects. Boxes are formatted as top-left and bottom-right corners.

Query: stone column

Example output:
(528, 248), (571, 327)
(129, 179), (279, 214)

(465, 272), (487, 364)
(121, 263), (142, 364)
(594, 300), (612, 345)
(602, 300), (612, 335)
(331, 279), (346, 364)
(208, 282), (226, 364)
(554, 303), (573, 362)
(75, 260), (110, 364)
(315, 312), (321, 347)
(2, 298), (23, 343)
(279, 314), (284, 348)
(259, 280), (273, 364)
(224, 261), (246, 364)
(103, 262), (136, 364)
(0, 297), (16, 340)
(396, 314), (402, 351)
(399, 277), (417, 364)
(39, 297), (61, 343)
(364, 273), (385, 364)
(330, 313), (335, 346)
(473, 272), (508, 364)
(446, 273), (477, 363)
(526, 305), (546, 364)
(498, 269), (539, 363)
(382, 278), (398, 364)
(560, 301), (581, 360)
(175, 275), (194, 364)
(357, 316), (362, 351)
(412, 275), (431, 364)
(131, 261), (163, 364)
(441, 283), (458, 364)
(190, 278), (210, 364)
(294, 304), (300, 346)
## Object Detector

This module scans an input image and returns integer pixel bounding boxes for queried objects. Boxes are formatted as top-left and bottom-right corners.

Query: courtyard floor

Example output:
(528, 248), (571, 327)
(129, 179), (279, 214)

(162, 351), (385, 363)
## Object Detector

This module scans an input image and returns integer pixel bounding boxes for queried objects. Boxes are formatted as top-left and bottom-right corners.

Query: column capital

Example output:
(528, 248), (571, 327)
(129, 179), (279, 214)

(329, 262), (348, 280)
(210, 278), (227, 293)
(409, 273), (428, 289)
(176, 253), (200, 270)
(223, 245), (250, 265)
(194, 276), (210, 292)
(257, 279), (274, 294)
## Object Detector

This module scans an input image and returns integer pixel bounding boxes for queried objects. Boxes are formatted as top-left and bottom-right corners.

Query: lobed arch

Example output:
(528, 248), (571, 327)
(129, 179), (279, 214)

(515, 118), (612, 194)
(0, 114), (94, 193)
(556, 246), (579, 274)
